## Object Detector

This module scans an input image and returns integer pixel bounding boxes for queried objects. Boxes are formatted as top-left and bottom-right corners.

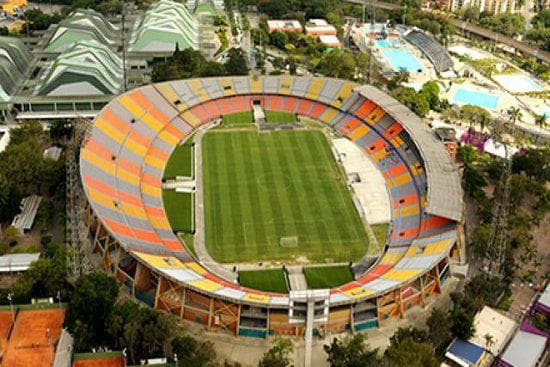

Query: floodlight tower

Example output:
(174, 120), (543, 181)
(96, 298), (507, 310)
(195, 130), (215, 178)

(486, 110), (519, 276)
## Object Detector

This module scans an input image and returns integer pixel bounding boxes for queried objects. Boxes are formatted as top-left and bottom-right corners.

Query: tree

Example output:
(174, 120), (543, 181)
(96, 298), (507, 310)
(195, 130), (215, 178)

(384, 334), (439, 367)
(421, 81), (441, 111)
(259, 337), (294, 367)
(171, 335), (219, 367)
(225, 48), (249, 76)
(3, 225), (20, 246)
(459, 105), (491, 131)
(391, 87), (430, 117)
(507, 106), (522, 126)
(469, 224), (492, 257)
(512, 146), (550, 182)
(324, 333), (380, 367)
(534, 114), (547, 129)
(270, 30), (289, 49)
(316, 49), (357, 80)
(426, 308), (452, 349)
(450, 308), (475, 339)
(65, 273), (119, 351)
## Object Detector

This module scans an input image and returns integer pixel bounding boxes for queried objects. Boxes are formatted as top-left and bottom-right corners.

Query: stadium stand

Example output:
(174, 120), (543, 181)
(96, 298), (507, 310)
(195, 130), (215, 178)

(36, 40), (123, 96)
(81, 76), (462, 337)
(405, 29), (454, 73)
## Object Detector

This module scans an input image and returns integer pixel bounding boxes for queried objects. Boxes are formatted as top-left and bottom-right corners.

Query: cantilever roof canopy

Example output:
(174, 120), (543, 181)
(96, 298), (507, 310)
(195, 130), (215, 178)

(355, 85), (463, 222)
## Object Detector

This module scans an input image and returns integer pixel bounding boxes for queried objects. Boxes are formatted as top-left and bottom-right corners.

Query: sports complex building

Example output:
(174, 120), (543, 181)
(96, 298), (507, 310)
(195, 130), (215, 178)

(79, 75), (463, 338)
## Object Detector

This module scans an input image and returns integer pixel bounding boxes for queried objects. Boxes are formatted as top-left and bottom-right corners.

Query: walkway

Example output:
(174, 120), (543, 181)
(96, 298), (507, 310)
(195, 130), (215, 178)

(193, 122), (238, 283)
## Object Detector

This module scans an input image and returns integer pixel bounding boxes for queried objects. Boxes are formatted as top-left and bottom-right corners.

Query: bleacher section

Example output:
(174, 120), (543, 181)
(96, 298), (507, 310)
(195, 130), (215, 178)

(405, 29), (453, 73)
(81, 76), (461, 312)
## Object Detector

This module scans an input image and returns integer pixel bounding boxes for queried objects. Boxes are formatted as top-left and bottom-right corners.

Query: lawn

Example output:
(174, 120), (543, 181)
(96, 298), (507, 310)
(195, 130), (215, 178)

(371, 223), (389, 251)
(265, 110), (297, 124)
(238, 269), (288, 293)
(163, 137), (194, 179)
(162, 190), (194, 232)
(202, 129), (369, 263)
(304, 265), (354, 289)
(222, 111), (253, 125)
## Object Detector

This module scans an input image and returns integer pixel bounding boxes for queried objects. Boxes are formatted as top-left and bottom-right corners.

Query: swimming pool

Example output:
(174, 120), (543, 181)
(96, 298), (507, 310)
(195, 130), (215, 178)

(380, 48), (424, 73)
(376, 39), (397, 48)
(493, 74), (544, 93)
(452, 88), (499, 110)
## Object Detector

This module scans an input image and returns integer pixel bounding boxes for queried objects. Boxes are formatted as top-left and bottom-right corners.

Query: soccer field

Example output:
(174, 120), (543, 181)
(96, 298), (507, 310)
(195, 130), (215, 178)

(202, 129), (370, 263)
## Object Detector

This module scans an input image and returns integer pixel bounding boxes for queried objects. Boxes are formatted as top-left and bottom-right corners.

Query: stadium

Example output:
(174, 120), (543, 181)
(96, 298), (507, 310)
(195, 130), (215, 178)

(79, 75), (463, 338)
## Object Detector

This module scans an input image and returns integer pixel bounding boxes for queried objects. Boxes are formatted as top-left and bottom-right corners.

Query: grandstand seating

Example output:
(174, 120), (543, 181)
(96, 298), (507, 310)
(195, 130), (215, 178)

(405, 29), (453, 73)
(81, 76), (458, 307)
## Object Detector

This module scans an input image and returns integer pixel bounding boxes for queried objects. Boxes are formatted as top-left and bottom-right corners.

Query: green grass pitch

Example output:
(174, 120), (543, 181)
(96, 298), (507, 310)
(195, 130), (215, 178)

(162, 190), (194, 232)
(238, 269), (288, 293)
(202, 129), (370, 263)
(304, 266), (354, 289)
(265, 110), (297, 124)
(222, 111), (253, 125)
(163, 138), (194, 179)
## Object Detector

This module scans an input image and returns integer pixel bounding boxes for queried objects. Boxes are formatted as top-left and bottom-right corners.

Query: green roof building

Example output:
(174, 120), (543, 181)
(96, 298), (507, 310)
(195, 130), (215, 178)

(36, 40), (123, 96)
(0, 36), (32, 103)
(44, 9), (118, 53)
(129, 0), (199, 53)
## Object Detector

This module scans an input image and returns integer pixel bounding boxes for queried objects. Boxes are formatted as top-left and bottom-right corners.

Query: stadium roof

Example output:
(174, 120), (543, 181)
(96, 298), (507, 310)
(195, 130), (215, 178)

(44, 9), (118, 53)
(129, 0), (199, 53)
(355, 85), (463, 221)
(0, 36), (32, 102)
(36, 40), (123, 96)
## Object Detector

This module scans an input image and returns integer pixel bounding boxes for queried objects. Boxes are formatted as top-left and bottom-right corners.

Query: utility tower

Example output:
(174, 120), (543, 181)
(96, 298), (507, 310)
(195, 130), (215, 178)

(66, 118), (92, 281)
(486, 113), (518, 276)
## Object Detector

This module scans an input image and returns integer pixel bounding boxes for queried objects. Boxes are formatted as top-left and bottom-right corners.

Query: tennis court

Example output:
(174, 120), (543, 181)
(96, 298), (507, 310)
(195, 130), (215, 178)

(2, 308), (65, 367)
(73, 353), (125, 367)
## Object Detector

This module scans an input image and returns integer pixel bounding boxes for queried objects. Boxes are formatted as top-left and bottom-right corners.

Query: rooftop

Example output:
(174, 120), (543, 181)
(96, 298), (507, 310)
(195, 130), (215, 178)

(36, 40), (123, 96)
(44, 9), (118, 53)
(470, 306), (517, 355)
(129, 0), (199, 53)
(446, 338), (485, 367)
(499, 331), (547, 367)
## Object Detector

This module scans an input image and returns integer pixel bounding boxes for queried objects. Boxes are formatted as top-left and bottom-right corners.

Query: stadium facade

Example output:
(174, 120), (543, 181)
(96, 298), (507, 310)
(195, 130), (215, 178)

(80, 75), (462, 337)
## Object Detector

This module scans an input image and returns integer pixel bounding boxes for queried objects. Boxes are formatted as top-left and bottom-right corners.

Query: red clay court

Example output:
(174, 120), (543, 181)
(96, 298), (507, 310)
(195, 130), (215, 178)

(72, 355), (125, 367)
(1, 307), (66, 367)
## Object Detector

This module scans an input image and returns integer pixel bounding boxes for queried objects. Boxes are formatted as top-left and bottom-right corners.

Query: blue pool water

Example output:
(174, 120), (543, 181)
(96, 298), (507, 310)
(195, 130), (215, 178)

(380, 48), (424, 73)
(376, 39), (396, 48)
(452, 88), (499, 110)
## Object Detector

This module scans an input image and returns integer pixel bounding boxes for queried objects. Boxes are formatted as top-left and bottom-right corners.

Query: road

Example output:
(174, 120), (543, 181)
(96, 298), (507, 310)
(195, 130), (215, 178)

(343, 0), (550, 62)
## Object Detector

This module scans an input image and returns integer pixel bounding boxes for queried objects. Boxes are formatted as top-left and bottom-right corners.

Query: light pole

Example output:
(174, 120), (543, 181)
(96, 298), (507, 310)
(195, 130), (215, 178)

(56, 290), (61, 309)
(7, 293), (14, 325)
(174, 353), (178, 366)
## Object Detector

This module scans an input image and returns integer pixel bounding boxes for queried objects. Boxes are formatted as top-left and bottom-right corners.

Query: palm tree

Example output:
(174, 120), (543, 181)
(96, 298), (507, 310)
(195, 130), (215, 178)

(534, 114), (546, 129)
(507, 107), (522, 126)
(484, 333), (494, 349)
